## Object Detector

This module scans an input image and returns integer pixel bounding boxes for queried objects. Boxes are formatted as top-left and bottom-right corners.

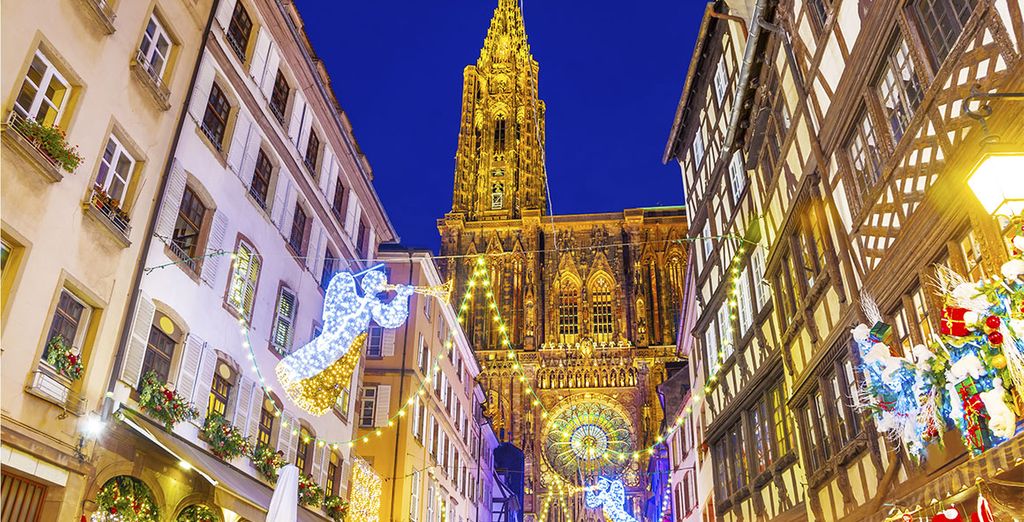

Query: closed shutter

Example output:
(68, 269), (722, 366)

(287, 91), (306, 144)
(248, 28), (271, 86)
(174, 333), (205, 401)
(382, 329), (396, 357)
(192, 346), (217, 415)
(270, 175), (291, 227)
(233, 375), (254, 429)
(247, 385), (264, 439)
(272, 288), (297, 353)
(155, 160), (187, 242)
(340, 461), (351, 496)
(200, 211), (229, 287)
(344, 197), (360, 238)
(298, 110), (313, 154)
(280, 189), (298, 237)
(279, 415), (297, 462)
(260, 46), (282, 99)
(318, 147), (334, 191)
(214, 0), (237, 30)
(226, 111), (252, 174)
(365, 228), (376, 262)
(311, 444), (324, 486)
(304, 221), (321, 272)
(312, 228), (327, 278)
(121, 292), (155, 388)
(374, 384), (391, 427)
(188, 61), (216, 124)
(239, 127), (262, 187)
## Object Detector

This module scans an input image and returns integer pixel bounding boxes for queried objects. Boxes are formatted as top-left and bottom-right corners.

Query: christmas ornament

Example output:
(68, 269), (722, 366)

(931, 508), (964, 522)
(584, 477), (636, 522)
(985, 315), (1001, 330)
(941, 307), (970, 336)
(987, 330), (1003, 346)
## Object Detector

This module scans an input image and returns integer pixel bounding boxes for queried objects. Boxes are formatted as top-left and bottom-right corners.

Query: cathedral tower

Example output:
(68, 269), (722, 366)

(451, 0), (547, 220)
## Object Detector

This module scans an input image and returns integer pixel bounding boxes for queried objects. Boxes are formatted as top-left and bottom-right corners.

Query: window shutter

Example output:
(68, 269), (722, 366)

(215, 0), (237, 30)
(273, 288), (297, 352)
(192, 346), (217, 413)
(287, 91), (306, 144)
(174, 333), (205, 402)
(311, 444), (324, 485)
(298, 112), (313, 154)
(382, 329), (396, 357)
(344, 197), (361, 238)
(270, 175), (291, 227)
(374, 384), (391, 427)
(155, 160), (187, 242)
(365, 228), (376, 262)
(239, 128), (261, 187)
(247, 385), (263, 439)
(280, 189), (298, 237)
(233, 374), (254, 429)
(201, 211), (229, 287)
(120, 291), (155, 388)
(304, 221), (321, 272)
(248, 29), (271, 86)
(318, 148), (334, 191)
(340, 461), (351, 496)
(188, 61), (216, 124)
(260, 46), (282, 99)
(278, 415), (295, 461)
(227, 111), (252, 175)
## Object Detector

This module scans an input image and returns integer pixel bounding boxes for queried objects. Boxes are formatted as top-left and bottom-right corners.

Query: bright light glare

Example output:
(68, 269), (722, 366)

(81, 415), (105, 438)
(967, 154), (1024, 216)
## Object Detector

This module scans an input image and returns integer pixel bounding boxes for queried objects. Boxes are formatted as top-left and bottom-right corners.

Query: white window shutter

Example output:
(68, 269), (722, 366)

(227, 111), (252, 174)
(247, 385), (264, 439)
(340, 461), (351, 496)
(344, 197), (361, 237)
(270, 175), (291, 227)
(155, 160), (187, 241)
(215, 0), (237, 30)
(174, 333), (205, 401)
(280, 415), (297, 462)
(121, 291), (155, 388)
(188, 61), (216, 123)
(366, 228), (376, 262)
(318, 147), (334, 191)
(260, 46), (282, 99)
(304, 221), (321, 271)
(192, 346), (217, 412)
(239, 128), (261, 187)
(298, 112), (313, 154)
(281, 191), (299, 237)
(382, 329), (396, 357)
(201, 211), (229, 287)
(374, 384), (391, 427)
(233, 374), (254, 428)
(311, 444), (324, 485)
(312, 228), (327, 278)
(287, 92), (306, 144)
(248, 29), (271, 86)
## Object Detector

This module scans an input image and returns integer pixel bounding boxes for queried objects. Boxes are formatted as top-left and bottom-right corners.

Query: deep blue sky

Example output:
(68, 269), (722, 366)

(300, 1), (700, 251)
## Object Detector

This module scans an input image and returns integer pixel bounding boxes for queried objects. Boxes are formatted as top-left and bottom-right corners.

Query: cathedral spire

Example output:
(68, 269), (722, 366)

(448, 0), (547, 221)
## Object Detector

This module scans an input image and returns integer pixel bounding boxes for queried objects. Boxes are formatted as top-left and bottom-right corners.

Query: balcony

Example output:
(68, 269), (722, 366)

(1, 112), (79, 182)
(85, 186), (132, 247)
(78, 0), (116, 34)
(26, 365), (87, 417)
(167, 240), (198, 273)
(130, 50), (171, 111)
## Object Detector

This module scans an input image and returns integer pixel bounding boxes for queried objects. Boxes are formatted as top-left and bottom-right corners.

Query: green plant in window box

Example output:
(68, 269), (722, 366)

(297, 472), (324, 508)
(91, 185), (131, 224)
(13, 117), (83, 172)
(201, 413), (251, 460)
(250, 444), (287, 483)
(323, 494), (349, 522)
(45, 335), (84, 381)
(138, 371), (198, 431)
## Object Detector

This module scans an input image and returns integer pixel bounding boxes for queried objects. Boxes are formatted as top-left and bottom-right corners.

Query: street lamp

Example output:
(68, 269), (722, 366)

(966, 151), (1024, 217)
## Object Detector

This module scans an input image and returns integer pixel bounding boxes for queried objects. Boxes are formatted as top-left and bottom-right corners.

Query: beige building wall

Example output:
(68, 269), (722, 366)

(357, 248), (496, 522)
(0, 0), (212, 520)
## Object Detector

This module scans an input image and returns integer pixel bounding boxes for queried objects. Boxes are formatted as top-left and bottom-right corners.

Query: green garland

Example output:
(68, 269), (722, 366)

(297, 472), (324, 508)
(45, 335), (83, 381)
(250, 444), (286, 483)
(13, 117), (83, 172)
(176, 504), (219, 522)
(138, 371), (198, 431)
(95, 476), (158, 522)
(323, 494), (349, 522)
(201, 414), (251, 460)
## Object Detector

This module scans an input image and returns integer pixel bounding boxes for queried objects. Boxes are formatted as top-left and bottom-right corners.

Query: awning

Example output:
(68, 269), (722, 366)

(120, 409), (328, 522)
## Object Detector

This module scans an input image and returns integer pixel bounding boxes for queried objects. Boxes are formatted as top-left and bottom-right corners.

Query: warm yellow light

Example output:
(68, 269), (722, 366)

(967, 153), (1024, 216)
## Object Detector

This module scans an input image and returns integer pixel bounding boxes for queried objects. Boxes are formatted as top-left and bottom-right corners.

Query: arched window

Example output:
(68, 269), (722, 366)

(177, 504), (220, 522)
(326, 450), (342, 495)
(493, 116), (507, 152)
(491, 182), (504, 210)
(296, 426), (313, 472)
(558, 280), (580, 344)
(590, 275), (614, 343)
(95, 476), (158, 520)
(256, 396), (277, 448)
(206, 359), (236, 419)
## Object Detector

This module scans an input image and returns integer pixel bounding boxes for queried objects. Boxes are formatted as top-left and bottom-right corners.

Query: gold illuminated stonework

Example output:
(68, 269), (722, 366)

(439, 0), (688, 515)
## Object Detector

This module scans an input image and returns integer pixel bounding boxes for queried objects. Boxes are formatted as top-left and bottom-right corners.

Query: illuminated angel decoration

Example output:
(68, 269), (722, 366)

(276, 270), (414, 416)
(585, 477), (635, 522)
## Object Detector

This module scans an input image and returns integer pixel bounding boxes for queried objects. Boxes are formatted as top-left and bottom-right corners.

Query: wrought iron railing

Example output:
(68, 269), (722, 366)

(88, 186), (132, 238)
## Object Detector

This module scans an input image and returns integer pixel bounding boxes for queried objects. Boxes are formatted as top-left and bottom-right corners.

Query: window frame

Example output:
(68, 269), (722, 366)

(139, 13), (173, 81)
(43, 288), (90, 362)
(226, 1), (254, 62)
(226, 238), (261, 319)
(359, 386), (377, 428)
(271, 285), (297, 355)
(14, 50), (71, 127)
(249, 148), (273, 209)
(201, 82), (231, 150)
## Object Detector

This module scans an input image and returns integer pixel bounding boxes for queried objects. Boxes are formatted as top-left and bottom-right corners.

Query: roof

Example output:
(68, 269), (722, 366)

(662, 3), (717, 164)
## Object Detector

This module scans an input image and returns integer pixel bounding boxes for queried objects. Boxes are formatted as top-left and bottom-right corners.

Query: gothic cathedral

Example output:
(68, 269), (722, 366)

(437, 1), (688, 517)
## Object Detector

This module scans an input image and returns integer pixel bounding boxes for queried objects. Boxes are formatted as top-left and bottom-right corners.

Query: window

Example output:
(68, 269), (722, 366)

(1, 240), (11, 272)
(1, 472), (47, 522)
(94, 135), (136, 207)
(269, 70), (290, 123)
(201, 83), (231, 149)
(704, 325), (719, 375)
(366, 324), (384, 358)
(331, 179), (346, 218)
(321, 249), (337, 291)
(249, 149), (272, 208)
(771, 383), (792, 455)
(717, 304), (733, 359)
(730, 423), (747, 491)
(357, 220), (370, 257)
(170, 186), (208, 265)
(737, 270), (753, 335)
(413, 397), (424, 440)
(959, 229), (986, 280)
(557, 281), (580, 344)
(875, 37), (923, 143)
(44, 289), (88, 361)
(227, 240), (261, 318)
(802, 389), (831, 472)
(908, 0), (977, 68)
(751, 245), (768, 309)
(728, 151), (746, 202)
(911, 286), (935, 343)
(226, 1), (253, 61)
(774, 250), (798, 323)
(142, 325), (176, 385)
(271, 286), (297, 354)
(714, 60), (728, 104)
(207, 361), (234, 418)
(807, 0), (831, 28)
(692, 131), (705, 169)
(892, 302), (914, 354)
(491, 182), (504, 210)
(845, 110), (884, 205)
(359, 387), (377, 428)
(296, 427), (312, 472)
(799, 211), (827, 287)
(591, 276), (614, 343)
(417, 335), (429, 374)
(304, 130), (320, 173)
(750, 395), (772, 474)
(257, 398), (275, 447)
(14, 51), (70, 126)
(493, 117), (507, 153)
(289, 205), (307, 254)
(830, 355), (862, 447)
(326, 451), (341, 495)
(138, 14), (172, 80)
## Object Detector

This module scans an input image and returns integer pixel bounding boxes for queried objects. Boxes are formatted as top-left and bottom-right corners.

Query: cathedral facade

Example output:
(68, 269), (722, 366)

(437, 1), (688, 518)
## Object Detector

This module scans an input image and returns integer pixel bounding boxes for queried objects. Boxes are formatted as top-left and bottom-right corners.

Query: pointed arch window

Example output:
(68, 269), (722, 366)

(558, 280), (580, 344)
(493, 117), (507, 153)
(590, 275), (614, 343)
(491, 182), (504, 210)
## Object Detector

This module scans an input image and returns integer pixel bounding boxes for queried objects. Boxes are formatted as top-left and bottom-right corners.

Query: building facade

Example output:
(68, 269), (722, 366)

(437, 1), (689, 518)
(664, 0), (1024, 521)
(355, 247), (498, 522)
(1, 0), (213, 519)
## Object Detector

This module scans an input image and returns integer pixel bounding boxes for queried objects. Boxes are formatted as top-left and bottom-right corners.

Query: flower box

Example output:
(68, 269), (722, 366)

(201, 414), (250, 461)
(138, 371), (198, 431)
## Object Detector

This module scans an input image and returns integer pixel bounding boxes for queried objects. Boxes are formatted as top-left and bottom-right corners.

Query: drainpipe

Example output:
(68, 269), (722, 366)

(389, 250), (415, 521)
(102, 0), (221, 421)
(723, 0), (769, 151)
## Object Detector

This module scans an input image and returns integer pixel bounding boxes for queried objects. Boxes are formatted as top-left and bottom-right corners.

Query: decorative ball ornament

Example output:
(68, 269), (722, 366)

(985, 315), (1001, 330)
(990, 354), (1007, 369)
(987, 330), (1004, 346)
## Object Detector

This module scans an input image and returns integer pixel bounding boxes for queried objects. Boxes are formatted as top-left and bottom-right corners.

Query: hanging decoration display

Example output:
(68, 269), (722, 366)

(852, 215), (1024, 459)
(275, 269), (415, 416)
(584, 477), (636, 522)
(347, 457), (383, 522)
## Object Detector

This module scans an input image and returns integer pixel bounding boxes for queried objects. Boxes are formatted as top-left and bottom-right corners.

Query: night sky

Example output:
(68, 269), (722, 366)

(300, 1), (701, 251)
